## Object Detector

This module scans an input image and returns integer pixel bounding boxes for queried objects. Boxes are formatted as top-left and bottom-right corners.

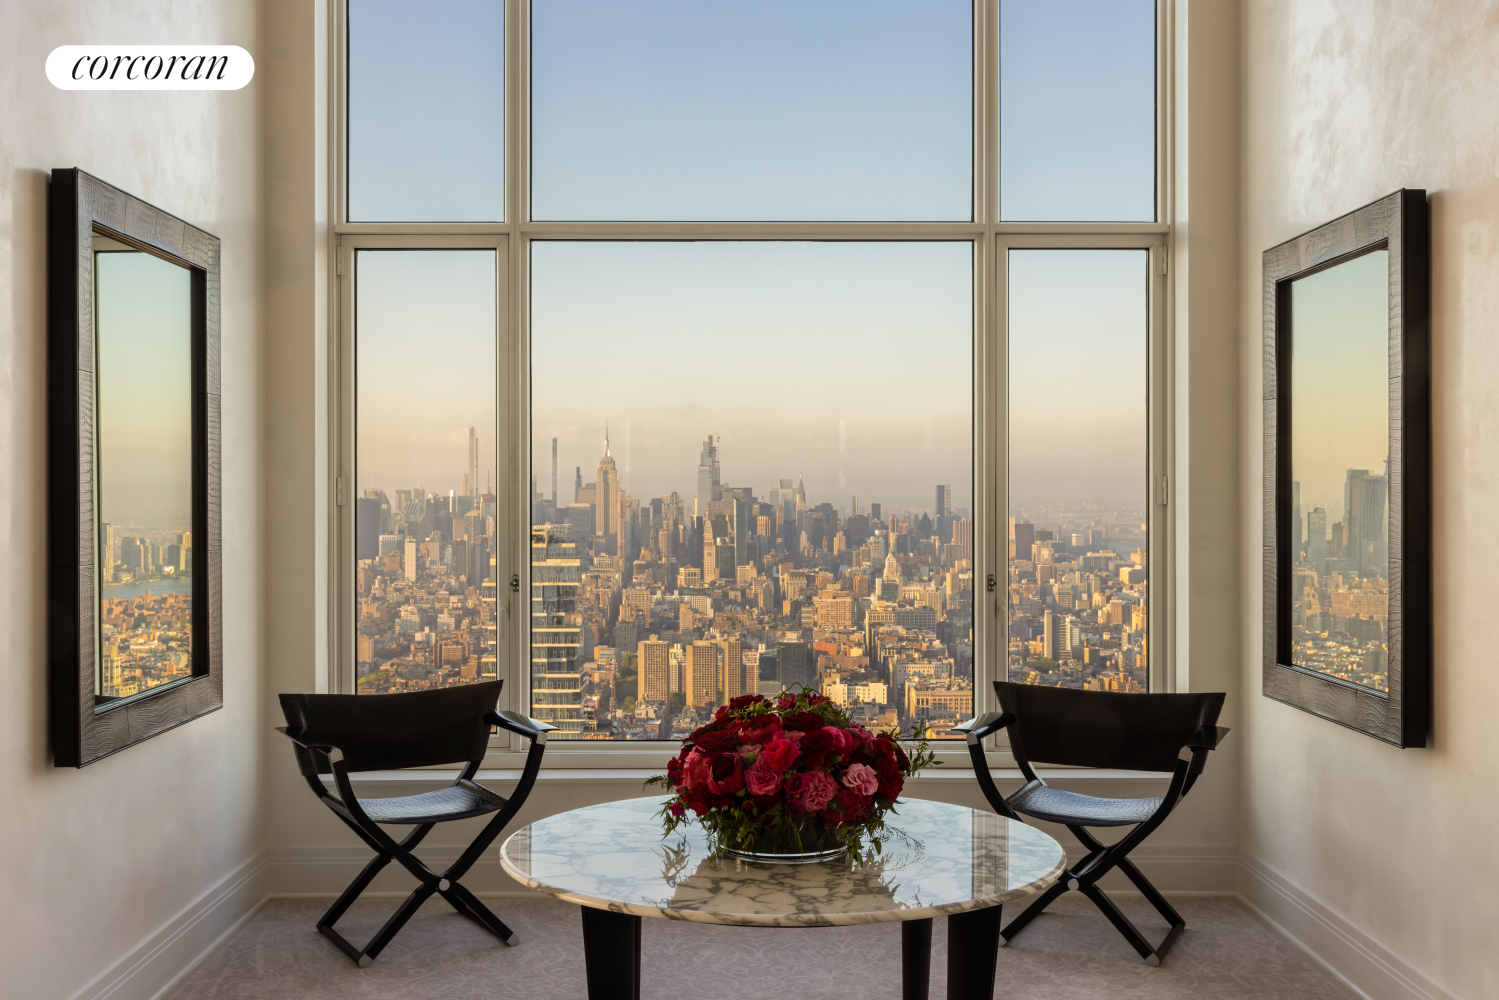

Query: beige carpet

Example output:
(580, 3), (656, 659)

(170, 893), (1348, 999)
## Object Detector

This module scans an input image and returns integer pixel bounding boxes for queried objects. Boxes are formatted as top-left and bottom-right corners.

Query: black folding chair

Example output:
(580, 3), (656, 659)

(276, 680), (555, 967)
(954, 681), (1228, 966)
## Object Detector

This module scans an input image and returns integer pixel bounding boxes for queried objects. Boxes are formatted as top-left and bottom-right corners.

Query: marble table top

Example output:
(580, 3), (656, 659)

(499, 795), (1066, 927)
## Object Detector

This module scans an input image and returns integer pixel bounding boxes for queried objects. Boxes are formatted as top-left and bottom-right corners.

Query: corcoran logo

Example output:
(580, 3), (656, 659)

(46, 46), (254, 91)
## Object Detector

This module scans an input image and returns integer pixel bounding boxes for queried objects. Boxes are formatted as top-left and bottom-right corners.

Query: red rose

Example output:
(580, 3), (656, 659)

(693, 728), (741, 755)
(821, 726), (855, 757)
(760, 736), (800, 773)
(737, 714), (783, 747)
(706, 751), (745, 796)
(797, 730), (836, 770)
(837, 786), (873, 822)
(875, 756), (904, 801)
(669, 800), (685, 817)
(784, 712), (824, 735)
(729, 694), (767, 711)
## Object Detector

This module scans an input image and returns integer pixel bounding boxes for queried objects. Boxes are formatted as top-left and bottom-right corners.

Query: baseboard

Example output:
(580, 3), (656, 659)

(1237, 852), (1458, 1000)
(64, 852), (268, 1000)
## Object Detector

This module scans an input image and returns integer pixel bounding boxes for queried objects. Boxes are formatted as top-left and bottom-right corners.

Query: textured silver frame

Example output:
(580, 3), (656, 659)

(1262, 189), (1430, 748)
(48, 168), (224, 767)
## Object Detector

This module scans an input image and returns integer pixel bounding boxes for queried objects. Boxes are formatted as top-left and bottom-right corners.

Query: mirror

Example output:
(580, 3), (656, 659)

(92, 233), (197, 704)
(49, 169), (222, 767)
(1262, 189), (1429, 748)
(1288, 249), (1390, 693)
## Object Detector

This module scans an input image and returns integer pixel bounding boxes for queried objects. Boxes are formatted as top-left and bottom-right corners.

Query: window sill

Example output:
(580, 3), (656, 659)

(323, 766), (1172, 785)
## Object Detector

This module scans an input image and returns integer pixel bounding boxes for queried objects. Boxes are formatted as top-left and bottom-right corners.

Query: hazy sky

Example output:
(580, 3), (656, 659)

(347, 0), (505, 221)
(1000, 0), (1156, 222)
(356, 250), (498, 498)
(532, 241), (972, 514)
(347, 1), (1155, 225)
(1291, 249), (1390, 527)
(1008, 249), (1148, 508)
(531, 0), (971, 221)
(96, 249), (193, 528)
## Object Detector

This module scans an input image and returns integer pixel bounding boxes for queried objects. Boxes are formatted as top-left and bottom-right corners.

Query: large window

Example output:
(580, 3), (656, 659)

(335, 1), (1169, 756)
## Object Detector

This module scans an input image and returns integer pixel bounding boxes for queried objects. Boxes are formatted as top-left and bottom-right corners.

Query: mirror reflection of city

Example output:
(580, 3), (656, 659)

(1287, 250), (1391, 694)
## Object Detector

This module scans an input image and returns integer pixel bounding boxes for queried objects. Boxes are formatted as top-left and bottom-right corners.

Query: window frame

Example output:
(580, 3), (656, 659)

(326, 0), (1176, 770)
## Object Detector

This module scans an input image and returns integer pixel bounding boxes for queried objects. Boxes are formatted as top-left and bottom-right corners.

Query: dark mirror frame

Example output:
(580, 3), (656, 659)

(48, 169), (223, 767)
(1262, 189), (1430, 748)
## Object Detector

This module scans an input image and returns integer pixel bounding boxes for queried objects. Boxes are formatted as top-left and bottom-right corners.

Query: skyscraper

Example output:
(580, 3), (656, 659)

(1344, 468), (1388, 574)
(936, 484), (952, 517)
(686, 641), (719, 707)
(1291, 480), (1302, 557)
(778, 641), (810, 689)
(695, 433), (721, 517)
(595, 427), (618, 547)
(1307, 506), (1328, 569)
(574, 466), (583, 503)
(467, 426), (479, 497)
(531, 527), (583, 737)
(638, 639), (670, 703)
(721, 637), (746, 701)
(551, 437), (558, 504)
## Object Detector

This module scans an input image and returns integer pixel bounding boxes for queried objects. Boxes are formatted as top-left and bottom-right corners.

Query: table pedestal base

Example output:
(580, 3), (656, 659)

(577, 904), (1003, 1000)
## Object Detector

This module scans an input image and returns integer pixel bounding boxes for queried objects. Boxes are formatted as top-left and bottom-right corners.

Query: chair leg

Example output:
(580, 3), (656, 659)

(1076, 880), (1173, 966)
(443, 881), (520, 945)
(999, 878), (1069, 943)
(360, 883), (438, 965)
(318, 850), (394, 933)
(1116, 856), (1186, 930)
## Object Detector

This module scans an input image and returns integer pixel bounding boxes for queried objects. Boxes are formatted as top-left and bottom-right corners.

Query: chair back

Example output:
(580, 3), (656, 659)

(994, 681), (1223, 773)
(279, 680), (503, 775)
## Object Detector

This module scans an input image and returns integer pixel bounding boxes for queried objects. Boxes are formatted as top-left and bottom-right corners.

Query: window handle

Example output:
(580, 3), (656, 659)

(499, 602), (509, 638)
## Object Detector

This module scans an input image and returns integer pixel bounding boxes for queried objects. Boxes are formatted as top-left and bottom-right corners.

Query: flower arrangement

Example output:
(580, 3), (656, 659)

(645, 689), (938, 863)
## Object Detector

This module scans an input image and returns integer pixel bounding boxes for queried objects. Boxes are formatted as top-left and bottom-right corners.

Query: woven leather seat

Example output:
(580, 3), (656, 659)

(955, 682), (1229, 967)
(354, 780), (507, 825)
(1007, 780), (1163, 827)
(277, 682), (554, 967)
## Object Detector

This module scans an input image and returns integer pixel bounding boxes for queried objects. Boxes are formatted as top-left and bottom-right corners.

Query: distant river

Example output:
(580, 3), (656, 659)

(102, 577), (193, 600)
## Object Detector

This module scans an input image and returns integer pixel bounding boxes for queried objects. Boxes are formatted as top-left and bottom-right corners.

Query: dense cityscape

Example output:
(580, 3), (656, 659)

(350, 429), (1176, 738)
(97, 523), (195, 699)
(1289, 471), (1390, 692)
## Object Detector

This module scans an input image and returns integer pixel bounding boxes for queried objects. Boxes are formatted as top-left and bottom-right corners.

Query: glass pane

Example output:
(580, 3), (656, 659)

(1289, 250), (1390, 693)
(1007, 250), (1149, 691)
(347, 0), (505, 222)
(999, 0), (1155, 222)
(531, 1), (972, 222)
(354, 250), (498, 693)
(531, 242), (974, 739)
(95, 238), (196, 703)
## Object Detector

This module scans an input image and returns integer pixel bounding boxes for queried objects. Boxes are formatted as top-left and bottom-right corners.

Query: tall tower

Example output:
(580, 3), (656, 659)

(595, 425), (619, 545)
(467, 427), (479, 497)
(574, 466), (582, 503)
(935, 484), (951, 517)
(551, 437), (558, 504)
(694, 433), (720, 517)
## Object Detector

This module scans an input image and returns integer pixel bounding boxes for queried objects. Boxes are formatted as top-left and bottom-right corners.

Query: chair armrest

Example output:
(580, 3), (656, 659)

(486, 711), (558, 744)
(274, 726), (346, 762)
(952, 712), (1014, 745)
(1183, 726), (1231, 752)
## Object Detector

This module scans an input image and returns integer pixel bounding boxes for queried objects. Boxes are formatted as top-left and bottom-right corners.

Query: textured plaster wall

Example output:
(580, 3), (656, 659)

(1240, 2), (1499, 995)
(0, 3), (264, 997)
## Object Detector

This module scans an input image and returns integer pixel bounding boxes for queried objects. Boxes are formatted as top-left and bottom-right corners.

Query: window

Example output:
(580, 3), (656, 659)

(529, 241), (973, 738)
(334, 1), (1169, 756)
(1006, 250), (1154, 692)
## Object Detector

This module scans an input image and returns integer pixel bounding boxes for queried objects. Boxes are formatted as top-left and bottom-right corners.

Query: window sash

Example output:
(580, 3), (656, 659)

(329, 0), (1175, 767)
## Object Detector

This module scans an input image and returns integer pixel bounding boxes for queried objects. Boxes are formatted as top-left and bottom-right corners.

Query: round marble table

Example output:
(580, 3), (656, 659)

(500, 795), (1066, 1000)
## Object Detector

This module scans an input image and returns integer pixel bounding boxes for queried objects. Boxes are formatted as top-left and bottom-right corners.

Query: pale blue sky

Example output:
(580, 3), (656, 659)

(356, 251), (498, 498)
(1008, 250), (1148, 508)
(95, 249), (193, 527)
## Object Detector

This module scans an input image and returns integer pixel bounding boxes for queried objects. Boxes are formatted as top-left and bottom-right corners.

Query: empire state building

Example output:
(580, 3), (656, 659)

(595, 427), (619, 550)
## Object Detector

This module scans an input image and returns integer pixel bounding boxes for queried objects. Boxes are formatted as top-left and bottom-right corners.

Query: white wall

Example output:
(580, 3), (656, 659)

(1239, 3), (1499, 997)
(0, 4), (264, 999)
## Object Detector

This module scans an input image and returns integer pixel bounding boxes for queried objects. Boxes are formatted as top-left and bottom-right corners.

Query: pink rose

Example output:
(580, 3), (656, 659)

(799, 770), (840, 813)
(681, 750), (709, 791)
(821, 726), (855, 756)
(706, 751), (745, 796)
(761, 737), (800, 773)
(841, 762), (880, 796)
(745, 758), (782, 796)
